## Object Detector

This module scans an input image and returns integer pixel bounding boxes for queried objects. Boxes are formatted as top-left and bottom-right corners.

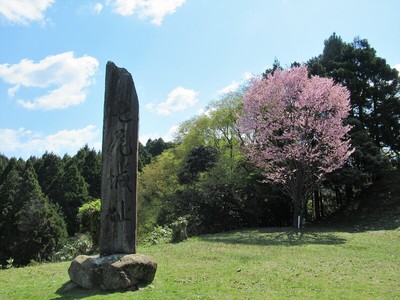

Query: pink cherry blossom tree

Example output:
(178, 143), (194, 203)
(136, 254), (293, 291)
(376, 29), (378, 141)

(238, 66), (353, 228)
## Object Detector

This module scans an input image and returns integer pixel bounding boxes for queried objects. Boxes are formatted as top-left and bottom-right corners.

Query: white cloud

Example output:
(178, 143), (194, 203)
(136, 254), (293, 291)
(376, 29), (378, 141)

(243, 71), (254, 81)
(111, 0), (140, 15)
(394, 64), (400, 73)
(146, 86), (199, 116)
(139, 0), (185, 25)
(216, 71), (254, 95)
(197, 106), (216, 117)
(217, 80), (240, 95)
(163, 125), (179, 142)
(0, 125), (101, 157)
(0, 0), (54, 25)
(7, 84), (20, 97)
(94, 3), (103, 14)
(197, 107), (206, 115)
(0, 52), (99, 110)
(108, 0), (185, 25)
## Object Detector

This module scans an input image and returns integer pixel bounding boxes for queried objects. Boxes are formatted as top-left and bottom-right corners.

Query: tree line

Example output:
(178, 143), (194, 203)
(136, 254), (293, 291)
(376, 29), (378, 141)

(0, 139), (170, 266)
(0, 33), (399, 266)
(138, 33), (399, 235)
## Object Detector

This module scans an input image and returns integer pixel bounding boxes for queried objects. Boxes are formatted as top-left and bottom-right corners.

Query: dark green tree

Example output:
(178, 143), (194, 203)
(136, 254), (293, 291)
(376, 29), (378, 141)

(0, 158), (24, 187)
(35, 152), (64, 204)
(262, 58), (282, 78)
(0, 160), (67, 266)
(306, 33), (399, 214)
(58, 159), (90, 235)
(0, 154), (8, 176)
(178, 146), (219, 185)
(74, 145), (101, 198)
(0, 167), (21, 265)
(146, 138), (174, 158)
(14, 195), (67, 265)
(14, 161), (43, 212)
(139, 142), (152, 171)
(309, 33), (400, 153)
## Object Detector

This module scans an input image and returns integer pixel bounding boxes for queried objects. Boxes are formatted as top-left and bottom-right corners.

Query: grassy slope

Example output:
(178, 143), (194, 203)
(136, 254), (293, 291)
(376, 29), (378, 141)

(0, 225), (399, 300)
(1, 172), (399, 299)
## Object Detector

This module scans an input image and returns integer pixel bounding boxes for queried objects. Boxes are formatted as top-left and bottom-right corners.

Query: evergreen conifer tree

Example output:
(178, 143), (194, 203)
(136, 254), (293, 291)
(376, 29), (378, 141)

(0, 168), (21, 265)
(2, 161), (68, 265)
(59, 158), (90, 235)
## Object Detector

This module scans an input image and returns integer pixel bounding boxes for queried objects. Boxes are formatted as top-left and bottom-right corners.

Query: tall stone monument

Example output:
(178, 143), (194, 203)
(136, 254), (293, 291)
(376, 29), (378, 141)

(68, 62), (157, 291)
(100, 61), (138, 256)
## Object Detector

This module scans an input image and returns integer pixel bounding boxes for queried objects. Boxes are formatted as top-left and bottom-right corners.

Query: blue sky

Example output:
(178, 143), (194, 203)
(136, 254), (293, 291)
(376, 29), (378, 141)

(0, 0), (399, 159)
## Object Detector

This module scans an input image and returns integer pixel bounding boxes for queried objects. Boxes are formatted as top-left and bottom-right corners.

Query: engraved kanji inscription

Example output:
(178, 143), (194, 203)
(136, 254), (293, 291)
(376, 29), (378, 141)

(100, 62), (139, 256)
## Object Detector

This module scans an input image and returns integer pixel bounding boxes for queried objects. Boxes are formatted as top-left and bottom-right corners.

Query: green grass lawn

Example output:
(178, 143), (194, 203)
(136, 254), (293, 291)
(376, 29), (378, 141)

(1, 223), (399, 299)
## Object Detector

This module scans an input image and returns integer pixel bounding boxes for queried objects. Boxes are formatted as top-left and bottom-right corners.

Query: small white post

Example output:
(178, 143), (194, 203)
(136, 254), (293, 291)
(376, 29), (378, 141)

(297, 215), (301, 229)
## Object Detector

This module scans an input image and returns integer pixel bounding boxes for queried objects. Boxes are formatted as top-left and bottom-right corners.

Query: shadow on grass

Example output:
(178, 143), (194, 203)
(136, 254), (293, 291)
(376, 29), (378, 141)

(200, 227), (347, 247)
(53, 281), (106, 299)
(318, 206), (400, 233)
(53, 281), (143, 299)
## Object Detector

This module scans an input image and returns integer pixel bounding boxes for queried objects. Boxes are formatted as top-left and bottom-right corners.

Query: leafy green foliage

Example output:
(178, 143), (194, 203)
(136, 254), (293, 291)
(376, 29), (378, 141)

(138, 149), (181, 239)
(144, 225), (172, 245)
(138, 138), (174, 172)
(77, 199), (100, 246)
(171, 216), (188, 242)
(139, 92), (294, 235)
(52, 233), (93, 262)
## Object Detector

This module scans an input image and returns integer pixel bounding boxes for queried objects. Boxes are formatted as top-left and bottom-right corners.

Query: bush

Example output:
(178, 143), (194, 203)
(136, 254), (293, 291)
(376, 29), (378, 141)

(171, 217), (188, 242)
(52, 233), (93, 262)
(145, 226), (172, 245)
(77, 199), (100, 246)
(4, 257), (14, 269)
(13, 196), (67, 265)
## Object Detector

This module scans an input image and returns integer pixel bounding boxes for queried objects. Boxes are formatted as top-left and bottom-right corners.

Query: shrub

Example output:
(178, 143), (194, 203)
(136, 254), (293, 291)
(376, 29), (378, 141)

(77, 199), (100, 246)
(171, 217), (188, 242)
(52, 233), (93, 262)
(13, 196), (67, 265)
(145, 226), (172, 245)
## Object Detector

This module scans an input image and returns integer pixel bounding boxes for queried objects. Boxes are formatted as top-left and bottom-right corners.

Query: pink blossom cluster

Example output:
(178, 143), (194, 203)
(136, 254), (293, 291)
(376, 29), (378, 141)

(238, 66), (353, 185)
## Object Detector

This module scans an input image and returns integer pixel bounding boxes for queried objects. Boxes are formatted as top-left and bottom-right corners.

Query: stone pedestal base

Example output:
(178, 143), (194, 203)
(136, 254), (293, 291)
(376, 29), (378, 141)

(68, 253), (157, 290)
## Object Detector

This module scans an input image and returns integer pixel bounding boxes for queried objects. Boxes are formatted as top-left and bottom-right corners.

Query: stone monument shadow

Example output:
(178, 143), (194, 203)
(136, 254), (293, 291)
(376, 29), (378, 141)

(67, 62), (157, 291)
(53, 281), (109, 299)
(54, 279), (149, 299)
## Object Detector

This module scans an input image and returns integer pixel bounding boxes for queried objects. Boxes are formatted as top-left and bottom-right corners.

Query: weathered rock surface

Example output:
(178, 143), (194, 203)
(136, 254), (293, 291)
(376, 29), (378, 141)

(68, 253), (157, 290)
(100, 61), (139, 256)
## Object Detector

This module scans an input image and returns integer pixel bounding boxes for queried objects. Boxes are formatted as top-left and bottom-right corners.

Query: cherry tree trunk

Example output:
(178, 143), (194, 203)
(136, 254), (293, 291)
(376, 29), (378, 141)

(292, 192), (307, 228)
